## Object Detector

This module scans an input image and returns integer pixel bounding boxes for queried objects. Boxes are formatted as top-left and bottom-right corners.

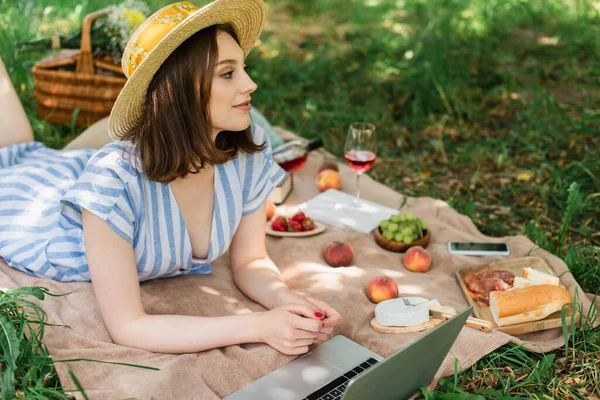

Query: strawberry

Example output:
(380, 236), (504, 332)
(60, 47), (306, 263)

(291, 212), (307, 223)
(302, 218), (315, 231)
(287, 220), (302, 232)
(271, 216), (288, 232)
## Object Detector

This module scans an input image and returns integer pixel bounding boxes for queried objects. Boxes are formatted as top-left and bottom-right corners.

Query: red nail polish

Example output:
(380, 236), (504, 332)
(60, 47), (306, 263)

(314, 312), (324, 319)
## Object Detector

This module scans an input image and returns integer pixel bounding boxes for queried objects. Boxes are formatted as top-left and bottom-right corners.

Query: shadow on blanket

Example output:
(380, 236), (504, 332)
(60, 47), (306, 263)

(0, 127), (595, 399)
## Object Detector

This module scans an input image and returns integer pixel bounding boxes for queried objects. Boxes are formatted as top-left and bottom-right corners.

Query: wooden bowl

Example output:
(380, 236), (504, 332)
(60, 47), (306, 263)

(374, 227), (431, 253)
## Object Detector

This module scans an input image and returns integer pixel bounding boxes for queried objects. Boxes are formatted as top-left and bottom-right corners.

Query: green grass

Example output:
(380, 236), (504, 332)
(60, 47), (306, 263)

(1, 0), (599, 398)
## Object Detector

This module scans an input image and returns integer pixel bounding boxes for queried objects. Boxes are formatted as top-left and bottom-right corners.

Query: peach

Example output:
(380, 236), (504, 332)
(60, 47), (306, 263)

(323, 241), (354, 267)
(318, 161), (340, 174)
(403, 246), (432, 273)
(316, 170), (341, 192)
(265, 200), (275, 221)
(366, 275), (399, 304)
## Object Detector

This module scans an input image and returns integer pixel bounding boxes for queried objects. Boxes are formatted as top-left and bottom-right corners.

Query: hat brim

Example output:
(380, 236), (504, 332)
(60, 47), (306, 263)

(108, 0), (265, 139)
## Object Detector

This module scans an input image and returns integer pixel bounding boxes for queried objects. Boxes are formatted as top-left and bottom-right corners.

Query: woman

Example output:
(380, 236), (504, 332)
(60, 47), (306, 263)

(0, 0), (341, 355)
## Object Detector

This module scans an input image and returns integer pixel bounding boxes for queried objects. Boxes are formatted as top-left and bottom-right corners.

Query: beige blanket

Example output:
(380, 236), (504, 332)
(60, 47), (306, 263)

(0, 128), (594, 399)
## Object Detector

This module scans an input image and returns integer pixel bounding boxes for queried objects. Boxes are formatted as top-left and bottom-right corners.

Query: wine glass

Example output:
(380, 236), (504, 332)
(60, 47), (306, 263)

(344, 122), (377, 211)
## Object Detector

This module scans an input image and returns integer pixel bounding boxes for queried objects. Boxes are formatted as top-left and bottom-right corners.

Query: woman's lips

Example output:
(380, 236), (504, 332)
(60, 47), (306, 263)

(233, 102), (251, 111)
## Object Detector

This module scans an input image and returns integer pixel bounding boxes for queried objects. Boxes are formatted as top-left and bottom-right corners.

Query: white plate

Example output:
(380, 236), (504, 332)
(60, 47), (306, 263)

(266, 221), (327, 237)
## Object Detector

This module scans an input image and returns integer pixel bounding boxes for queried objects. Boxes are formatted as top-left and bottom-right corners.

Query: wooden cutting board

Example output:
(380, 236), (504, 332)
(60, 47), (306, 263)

(371, 317), (443, 333)
(455, 256), (575, 335)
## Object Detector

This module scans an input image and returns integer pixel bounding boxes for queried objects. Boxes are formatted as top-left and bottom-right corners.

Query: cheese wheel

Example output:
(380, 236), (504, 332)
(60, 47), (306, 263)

(489, 285), (572, 327)
(375, 298), (432, 327)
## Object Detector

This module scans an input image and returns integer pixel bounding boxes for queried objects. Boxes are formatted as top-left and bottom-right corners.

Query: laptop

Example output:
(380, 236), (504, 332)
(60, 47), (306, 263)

(224, 306), (473, 400)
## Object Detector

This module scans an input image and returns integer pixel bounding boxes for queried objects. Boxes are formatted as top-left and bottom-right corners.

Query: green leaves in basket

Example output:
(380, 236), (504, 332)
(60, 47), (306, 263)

(16, 0), (150, 63)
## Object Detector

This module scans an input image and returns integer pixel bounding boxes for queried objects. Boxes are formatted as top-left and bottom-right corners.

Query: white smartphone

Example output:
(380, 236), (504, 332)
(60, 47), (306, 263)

(447, 242), (510, 256)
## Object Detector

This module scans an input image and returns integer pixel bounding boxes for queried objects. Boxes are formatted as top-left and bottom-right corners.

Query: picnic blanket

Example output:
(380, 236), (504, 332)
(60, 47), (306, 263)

(0, 127), (595, 399)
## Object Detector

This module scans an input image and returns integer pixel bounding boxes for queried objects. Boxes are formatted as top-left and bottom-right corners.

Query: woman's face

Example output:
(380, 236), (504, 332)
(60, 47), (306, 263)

(210, 32), (257, 138)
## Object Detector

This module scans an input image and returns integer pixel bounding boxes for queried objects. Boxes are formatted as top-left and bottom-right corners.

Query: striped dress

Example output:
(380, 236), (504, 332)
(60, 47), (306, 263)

(0, 125), (285, 282)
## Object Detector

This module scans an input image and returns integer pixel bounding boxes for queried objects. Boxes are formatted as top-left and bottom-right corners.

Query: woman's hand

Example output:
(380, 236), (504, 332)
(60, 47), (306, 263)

(303, 296), (343, 341)
(276, 291), (343, 345)
(257, 303), (325, 355)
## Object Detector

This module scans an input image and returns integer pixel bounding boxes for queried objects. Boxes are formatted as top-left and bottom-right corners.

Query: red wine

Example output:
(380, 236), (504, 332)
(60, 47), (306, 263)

(277, 152), (308, 172)
(344, 150), (376, 173)
(272, 138), (323, 172)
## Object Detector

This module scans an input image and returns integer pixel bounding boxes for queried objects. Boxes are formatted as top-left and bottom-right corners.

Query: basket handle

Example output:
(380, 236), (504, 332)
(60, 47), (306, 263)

(75, 10), (108, 75)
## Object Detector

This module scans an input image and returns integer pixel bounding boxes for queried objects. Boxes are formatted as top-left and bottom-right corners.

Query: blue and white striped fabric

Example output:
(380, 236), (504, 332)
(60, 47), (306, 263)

(0, 124), (285, 282)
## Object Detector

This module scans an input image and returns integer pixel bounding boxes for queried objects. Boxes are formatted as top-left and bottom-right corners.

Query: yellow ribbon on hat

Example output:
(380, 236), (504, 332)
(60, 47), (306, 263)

(125, 2), (198, 78)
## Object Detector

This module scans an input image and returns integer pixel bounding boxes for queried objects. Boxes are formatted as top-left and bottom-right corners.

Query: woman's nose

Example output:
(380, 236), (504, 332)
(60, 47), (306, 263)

(241, 73), (257, 94)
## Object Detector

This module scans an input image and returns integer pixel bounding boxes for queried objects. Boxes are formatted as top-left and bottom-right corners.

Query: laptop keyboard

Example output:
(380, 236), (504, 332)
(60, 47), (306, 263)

(303, 357), (380, 400)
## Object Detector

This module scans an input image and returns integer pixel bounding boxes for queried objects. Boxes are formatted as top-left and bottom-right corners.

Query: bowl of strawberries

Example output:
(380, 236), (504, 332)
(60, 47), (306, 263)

(266, 211), (326, 237)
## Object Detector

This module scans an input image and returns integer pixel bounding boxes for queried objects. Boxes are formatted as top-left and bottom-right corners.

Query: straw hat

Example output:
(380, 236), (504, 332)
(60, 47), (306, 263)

(108, 0), (266, 138)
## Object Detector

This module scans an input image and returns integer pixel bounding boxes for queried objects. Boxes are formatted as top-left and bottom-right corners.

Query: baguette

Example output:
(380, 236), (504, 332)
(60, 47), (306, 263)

(522, 267), (560, 286)
(489, 285), (572, 327)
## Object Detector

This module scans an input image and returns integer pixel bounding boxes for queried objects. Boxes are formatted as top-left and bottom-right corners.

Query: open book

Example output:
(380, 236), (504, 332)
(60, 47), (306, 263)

(296, 189), (398, 233)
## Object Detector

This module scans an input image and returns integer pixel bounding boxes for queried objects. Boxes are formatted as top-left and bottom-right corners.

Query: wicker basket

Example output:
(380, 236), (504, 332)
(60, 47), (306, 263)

(374, 227), (431, 253)
(32, 10), (127, 127)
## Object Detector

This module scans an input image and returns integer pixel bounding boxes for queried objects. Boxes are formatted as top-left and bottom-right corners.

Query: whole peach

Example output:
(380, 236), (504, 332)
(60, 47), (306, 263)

(316, 170), (342, 192)
(318, 161), (340, 174)
(366, 276), (399, 304)
(403, 246), (432, 273)
(323, 241), (354, 267)
(265, 200), (276, 221)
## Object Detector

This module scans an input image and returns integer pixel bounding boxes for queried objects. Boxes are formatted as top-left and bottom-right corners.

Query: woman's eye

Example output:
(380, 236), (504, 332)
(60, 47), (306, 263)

(221, 70), (233, 79)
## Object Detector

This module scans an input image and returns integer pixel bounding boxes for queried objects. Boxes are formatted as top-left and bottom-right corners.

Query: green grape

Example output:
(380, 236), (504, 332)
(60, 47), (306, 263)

(405, 212), (415, 221)
(403, 236), (413, 244)
(398, 213), (407, 222)
(394, 233), (404, 242)
(401, 227), (412, 236)
(390, 214), (401, 223)
(410, 223), (418, 233)
(420, 220), (428, 230)
(388, 222), (399, 233)
(383, 231), (395, 240)
(379, 220), (390, 230)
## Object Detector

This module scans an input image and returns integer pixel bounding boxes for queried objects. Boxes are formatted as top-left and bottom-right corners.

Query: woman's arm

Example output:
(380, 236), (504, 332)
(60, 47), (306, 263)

(229, 202), (300, 310)
(82, 209), (322, 354)
(0, 57), (34, 147)
(229, 203), (342, 333)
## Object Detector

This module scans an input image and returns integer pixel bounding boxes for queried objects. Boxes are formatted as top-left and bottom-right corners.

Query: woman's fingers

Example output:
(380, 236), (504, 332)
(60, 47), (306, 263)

(268, 299), (341, 357)
(282, 304), (323, 333)
(277, 337), (315, 355)
(305, 297), (343, 328)
(286, 326), (320, 340)
(291, 314), (322, 333)
(283, 303), (322, 321)
(288, 337), (317, 348)
(280, 345), (310, 355)
(319, 326), (334, 335)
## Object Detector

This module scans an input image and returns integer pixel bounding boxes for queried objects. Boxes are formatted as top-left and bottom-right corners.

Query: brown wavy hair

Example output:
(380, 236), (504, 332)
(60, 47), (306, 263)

(118, 24), (265, 183)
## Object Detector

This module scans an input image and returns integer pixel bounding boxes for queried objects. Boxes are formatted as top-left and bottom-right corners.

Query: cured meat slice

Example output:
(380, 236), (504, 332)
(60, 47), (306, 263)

(485, 277), (511, 293)
(463, 268), (515, 306)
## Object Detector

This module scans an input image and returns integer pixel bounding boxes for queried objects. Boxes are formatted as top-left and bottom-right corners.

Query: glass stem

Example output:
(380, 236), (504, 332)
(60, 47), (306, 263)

(355, 173), (362, 204)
